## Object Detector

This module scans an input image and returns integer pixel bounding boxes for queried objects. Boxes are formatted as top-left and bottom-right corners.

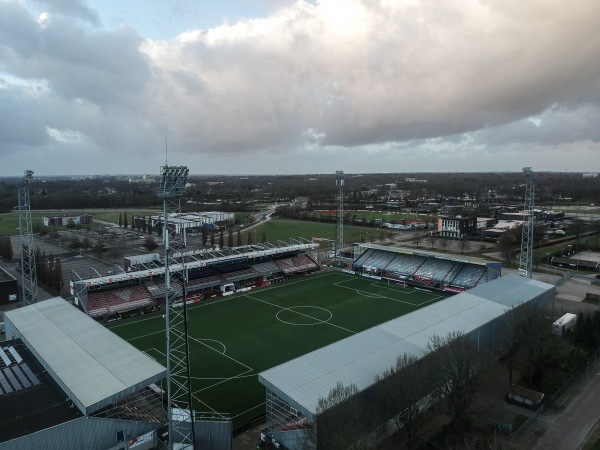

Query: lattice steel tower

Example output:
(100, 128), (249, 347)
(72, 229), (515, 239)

(335, 170), (344, 264)
(18, 170), (38, 305)
(157, 165), (196, 449)
(518, 167), (535, 278)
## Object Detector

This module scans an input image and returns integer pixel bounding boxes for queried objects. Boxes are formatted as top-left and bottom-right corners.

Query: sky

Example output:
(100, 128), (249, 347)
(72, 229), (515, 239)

(1, 0), (600, 176)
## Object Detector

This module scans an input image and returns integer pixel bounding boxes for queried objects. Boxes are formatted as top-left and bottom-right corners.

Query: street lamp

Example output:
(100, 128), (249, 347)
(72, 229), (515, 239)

(545, 252), (550, 282)
(568, 244), (572, 256)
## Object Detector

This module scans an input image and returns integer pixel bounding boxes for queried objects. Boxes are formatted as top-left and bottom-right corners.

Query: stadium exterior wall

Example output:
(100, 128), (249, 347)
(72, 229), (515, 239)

(0, 417), (160, 450)
(315, 284), (556, 449)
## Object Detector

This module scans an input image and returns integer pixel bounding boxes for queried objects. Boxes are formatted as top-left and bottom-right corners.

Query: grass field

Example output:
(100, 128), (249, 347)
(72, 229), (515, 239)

(108, 271), (448, 428)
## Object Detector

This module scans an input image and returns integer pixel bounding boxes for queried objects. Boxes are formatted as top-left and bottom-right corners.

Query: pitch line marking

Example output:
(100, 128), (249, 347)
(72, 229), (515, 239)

(245, 294), (357, 335)
(232, 402), (266, 419)
(188, 335), (253, 371)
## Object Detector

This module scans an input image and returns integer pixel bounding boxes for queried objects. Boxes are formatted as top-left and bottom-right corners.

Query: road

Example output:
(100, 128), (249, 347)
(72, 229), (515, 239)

(532, 362), (600, 449)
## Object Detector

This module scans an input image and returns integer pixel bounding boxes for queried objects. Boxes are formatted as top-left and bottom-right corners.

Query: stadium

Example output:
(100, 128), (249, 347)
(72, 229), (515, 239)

(1, 215), (555, 449)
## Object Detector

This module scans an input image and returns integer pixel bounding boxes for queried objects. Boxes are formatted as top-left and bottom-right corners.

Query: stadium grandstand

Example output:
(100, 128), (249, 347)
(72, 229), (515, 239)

(258, 275), (556, 449)
(352, 243), (502, 293)
(71, 240), (320, 322)
(0, 298), (168, 450)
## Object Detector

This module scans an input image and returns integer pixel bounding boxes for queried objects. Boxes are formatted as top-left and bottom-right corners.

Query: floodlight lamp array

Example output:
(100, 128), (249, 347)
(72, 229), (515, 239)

(157, 165), (189, 198)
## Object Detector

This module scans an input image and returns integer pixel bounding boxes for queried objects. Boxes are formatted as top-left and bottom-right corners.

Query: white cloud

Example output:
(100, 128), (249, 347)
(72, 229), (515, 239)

(1, 0), (600, 175)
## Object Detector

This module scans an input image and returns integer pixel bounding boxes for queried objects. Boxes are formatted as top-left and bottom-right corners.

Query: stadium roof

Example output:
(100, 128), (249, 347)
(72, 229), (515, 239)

(356, 243), (493, 266)
(4, 298), (166, 415)
(258, 274), (554, 420)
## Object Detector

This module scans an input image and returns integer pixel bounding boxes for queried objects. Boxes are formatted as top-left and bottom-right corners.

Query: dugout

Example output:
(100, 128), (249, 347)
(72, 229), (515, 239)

(258, 274), (555, 449)
(0, 266), (18, 304)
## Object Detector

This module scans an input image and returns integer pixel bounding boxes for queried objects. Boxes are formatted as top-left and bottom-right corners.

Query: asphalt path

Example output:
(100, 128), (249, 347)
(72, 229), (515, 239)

(532, 362), (600, 449)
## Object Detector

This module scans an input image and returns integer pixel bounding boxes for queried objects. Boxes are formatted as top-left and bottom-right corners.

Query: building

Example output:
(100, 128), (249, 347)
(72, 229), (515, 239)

(149, 211), (235, 235)
(258, 275), (555, 449)
(437, 216), (477, 239)
(1, 298), (167, 450)
(0, 266), (18, 304)
(42, 215), (93, 227)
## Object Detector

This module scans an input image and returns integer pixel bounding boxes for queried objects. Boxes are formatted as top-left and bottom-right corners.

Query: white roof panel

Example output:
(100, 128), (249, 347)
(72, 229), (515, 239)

(4, 298), (166, 414)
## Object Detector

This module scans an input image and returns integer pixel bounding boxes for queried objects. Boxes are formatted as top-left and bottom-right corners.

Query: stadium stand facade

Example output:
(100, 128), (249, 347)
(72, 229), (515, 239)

(71, 243), (320, 322)
(258, 275), (556, 449)
(352, 243), (501, 292)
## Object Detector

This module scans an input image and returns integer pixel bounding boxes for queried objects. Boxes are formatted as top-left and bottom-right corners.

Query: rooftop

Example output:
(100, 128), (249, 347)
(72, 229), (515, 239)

(4, 298), (166, 415)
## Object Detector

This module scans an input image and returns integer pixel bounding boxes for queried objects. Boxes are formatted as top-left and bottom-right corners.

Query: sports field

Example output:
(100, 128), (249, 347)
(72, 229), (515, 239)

(108, 271), (448, 428)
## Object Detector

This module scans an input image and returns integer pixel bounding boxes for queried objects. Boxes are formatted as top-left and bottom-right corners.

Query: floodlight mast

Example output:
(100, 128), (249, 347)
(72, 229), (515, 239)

(18, 170), (38, 305)
(335, 171), (344, 264)
(157, 165), (196, 449)
(518, 167), (535, 278)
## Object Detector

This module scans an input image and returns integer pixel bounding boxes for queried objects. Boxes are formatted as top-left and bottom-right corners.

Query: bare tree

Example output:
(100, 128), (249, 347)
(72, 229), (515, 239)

(376, 353), (434, 450)
(459, 237), (470, 254)
(413, 235), (424, 248)
(427, 234), (437, 249)
(498, 233), (517, 263)
(439, 237), (450, 252)
(143, 236), (159, 252)
(428, 331), (485, 432)
(300, 382), (360, 450)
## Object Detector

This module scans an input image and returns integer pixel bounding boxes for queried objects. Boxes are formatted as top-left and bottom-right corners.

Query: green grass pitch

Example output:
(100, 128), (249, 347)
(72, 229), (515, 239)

(108, 271), (449, 428)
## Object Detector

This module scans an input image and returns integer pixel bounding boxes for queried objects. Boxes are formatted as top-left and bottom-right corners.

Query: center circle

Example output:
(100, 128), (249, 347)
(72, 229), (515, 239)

(276, 306), (333, 326)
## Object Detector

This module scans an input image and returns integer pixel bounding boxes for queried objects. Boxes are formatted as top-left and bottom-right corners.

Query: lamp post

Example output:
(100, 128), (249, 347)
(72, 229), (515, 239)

(568, 244), (572, 256)
(546, 252), (550, 282)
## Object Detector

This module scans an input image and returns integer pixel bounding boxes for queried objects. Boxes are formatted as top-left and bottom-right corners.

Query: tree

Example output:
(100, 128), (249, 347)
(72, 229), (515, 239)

(123, 211), (128, 229)
(219, 230), (224, 248)
(210, 229), (215, 247)
(81, 237), (92, 252)
(118, 212), (123, 227)
(413, 235), (423, 248)
(247, 231), (253, 245)
(301, 381), (360, 450)
(262, 232), (267, 244)
(376, 353), (434, 450)
(227, 228), (234, 247)
(236, 229), (243, 246)
(428, 331), (485, 432)
(439, 237), (450, 252)
(143, 235), (159, 252)
(459, 237), (470, 254)
(93, 241), (105, 258)
(156, 218), (163, 237)
(201, 227), (208, 245)
(498, 233), (517, 263)
(427, 234), (437, 249)
(147, 215), (153, 234)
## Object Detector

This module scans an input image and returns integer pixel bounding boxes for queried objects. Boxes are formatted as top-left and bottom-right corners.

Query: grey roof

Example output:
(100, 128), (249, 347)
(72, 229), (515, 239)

(4, 298), (166, 415)
(258, 274), (554, 420)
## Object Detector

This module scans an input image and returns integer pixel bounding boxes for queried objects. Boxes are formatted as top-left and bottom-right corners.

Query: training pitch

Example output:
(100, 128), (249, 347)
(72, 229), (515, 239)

(108, 271), (448, 428)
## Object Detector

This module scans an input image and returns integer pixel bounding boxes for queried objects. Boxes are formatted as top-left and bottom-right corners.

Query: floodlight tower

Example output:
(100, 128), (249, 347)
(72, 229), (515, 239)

(157, 165), (196, 449)
(335, 170), (344, 264)
(518, 167), (535, 278)
(18, 170), (38, 305)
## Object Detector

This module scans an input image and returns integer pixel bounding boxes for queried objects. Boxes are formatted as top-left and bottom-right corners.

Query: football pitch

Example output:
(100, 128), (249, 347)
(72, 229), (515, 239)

(108, 271), (448, 428)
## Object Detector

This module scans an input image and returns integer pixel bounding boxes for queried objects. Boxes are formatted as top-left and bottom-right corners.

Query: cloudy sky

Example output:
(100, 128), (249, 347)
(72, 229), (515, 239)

(1, 0), (600, 176)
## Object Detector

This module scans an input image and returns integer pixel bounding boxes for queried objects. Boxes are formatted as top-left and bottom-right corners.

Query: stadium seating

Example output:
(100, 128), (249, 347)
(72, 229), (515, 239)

(87, 285), (154, 318)
(385, 254), (427, 276)
(414, 258), (457, 283)
(450, 265), (487, 288)
(353, 248), (376, 268)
